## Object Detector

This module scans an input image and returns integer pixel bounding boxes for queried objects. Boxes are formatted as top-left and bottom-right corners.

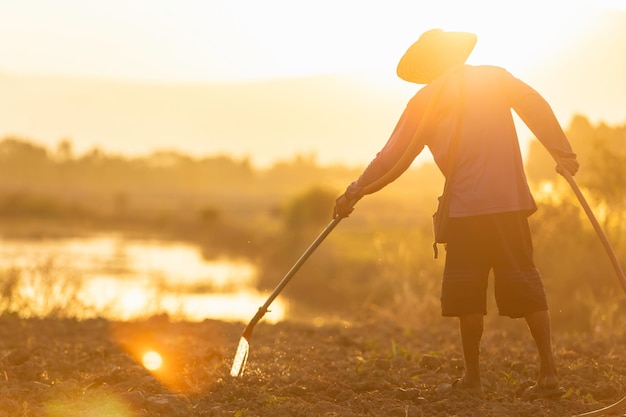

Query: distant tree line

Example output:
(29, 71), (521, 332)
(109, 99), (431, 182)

(0, 137), (364, 224)
(0, 115), (623, 231)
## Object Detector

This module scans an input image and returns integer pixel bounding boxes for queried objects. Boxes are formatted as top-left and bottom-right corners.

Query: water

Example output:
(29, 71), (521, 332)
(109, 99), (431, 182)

(0, 234), (286, 322)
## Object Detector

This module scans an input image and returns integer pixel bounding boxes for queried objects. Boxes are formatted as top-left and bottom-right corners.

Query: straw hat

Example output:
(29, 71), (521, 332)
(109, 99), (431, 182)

(397, 29), (477, 84)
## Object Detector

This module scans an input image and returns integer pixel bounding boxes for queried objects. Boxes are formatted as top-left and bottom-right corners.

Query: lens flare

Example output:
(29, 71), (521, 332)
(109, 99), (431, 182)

(142, 350), (163, 371)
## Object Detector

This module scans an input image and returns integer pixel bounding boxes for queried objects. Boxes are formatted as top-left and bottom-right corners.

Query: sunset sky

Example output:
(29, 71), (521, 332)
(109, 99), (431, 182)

(2, 0), (622, 82)
(1, 0), (625, 166)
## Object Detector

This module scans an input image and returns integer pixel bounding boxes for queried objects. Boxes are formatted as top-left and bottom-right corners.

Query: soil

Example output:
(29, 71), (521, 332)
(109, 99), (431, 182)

(0, 314), (624, 417)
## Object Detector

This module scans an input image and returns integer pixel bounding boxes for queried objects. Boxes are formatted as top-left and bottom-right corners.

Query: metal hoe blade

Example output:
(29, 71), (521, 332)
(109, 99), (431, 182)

(229, 217), (342, 377)
(230, 337), (249, 377)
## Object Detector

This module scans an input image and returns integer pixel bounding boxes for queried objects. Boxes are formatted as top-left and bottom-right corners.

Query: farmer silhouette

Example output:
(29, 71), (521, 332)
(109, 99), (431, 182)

(334, 29), (579, 398)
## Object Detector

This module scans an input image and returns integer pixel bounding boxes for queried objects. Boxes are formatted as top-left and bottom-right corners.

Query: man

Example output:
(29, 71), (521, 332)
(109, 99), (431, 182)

(333, 29), (579, 398)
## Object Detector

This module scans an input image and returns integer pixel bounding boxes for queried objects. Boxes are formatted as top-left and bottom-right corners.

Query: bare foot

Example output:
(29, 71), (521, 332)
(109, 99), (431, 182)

(538, 373), (559, 390)
(437, 377), (484, 396)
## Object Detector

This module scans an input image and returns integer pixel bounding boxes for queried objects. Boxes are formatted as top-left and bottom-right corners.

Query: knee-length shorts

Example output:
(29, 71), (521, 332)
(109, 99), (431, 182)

(441, 211), (548, 318)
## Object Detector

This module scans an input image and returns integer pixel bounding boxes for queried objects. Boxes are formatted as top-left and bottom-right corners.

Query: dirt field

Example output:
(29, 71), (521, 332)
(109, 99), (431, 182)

(0, 314), (624, 417)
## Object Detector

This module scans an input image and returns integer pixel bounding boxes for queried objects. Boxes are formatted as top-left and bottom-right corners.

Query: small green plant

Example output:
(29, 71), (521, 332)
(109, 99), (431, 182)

(388, 339), (410, 360)
(498, 370), (520, 386)
(262, 394), (287, 408)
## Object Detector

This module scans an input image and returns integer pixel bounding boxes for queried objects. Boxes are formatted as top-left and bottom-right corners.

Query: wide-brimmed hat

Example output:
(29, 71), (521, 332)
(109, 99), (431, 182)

(397, 29), (477, 84)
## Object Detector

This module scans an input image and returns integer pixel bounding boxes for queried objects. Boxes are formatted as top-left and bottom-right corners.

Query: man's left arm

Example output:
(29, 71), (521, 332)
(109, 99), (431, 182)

(509, 79), (579, 175)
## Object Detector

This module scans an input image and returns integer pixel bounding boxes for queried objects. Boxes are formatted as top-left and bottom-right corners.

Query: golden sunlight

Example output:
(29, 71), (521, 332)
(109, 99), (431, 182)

(1, 2), (623, 167)
(541, 181), (555, 196)
(461, 3), (593, 68)
(80, 275), (286, 322)
(142, 350), (163, 371)
(534, 181), (564, 205)
(45, 390), (132, 417)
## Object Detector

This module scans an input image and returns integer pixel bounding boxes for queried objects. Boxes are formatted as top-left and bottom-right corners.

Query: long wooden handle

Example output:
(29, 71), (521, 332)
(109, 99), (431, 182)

(561, 171), (626, 294)
(562, 171), (626, 417)
(241, 216), (342, 339)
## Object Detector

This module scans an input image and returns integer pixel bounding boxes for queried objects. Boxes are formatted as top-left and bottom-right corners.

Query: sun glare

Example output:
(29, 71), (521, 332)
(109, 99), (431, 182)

(534, 180), (567, 205)
(541, 182), (555, 195)
(142, 350), (163, 371)
(395, 2), (599, 79)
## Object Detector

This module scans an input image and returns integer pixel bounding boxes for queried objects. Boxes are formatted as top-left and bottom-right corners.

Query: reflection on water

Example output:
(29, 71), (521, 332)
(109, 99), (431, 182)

(0, 234), (285, 322)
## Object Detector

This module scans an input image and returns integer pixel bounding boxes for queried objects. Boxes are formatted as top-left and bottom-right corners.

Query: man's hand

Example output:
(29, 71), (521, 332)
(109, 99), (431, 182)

(333, 194), (359, 218)
(556, 156), (579, 176)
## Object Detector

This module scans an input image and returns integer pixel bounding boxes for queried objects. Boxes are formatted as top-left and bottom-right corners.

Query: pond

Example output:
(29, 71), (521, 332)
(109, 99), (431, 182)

(0, 234), (286, 323)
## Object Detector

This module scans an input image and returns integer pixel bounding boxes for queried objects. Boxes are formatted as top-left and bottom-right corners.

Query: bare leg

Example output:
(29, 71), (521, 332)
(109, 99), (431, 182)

(459, 314), (484, 392)
(524, 310), (559, 388)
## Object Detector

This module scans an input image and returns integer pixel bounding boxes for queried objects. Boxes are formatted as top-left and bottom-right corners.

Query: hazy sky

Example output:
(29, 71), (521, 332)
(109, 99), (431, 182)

(1, 0), (622, 83)
(1, 1), (625, 166)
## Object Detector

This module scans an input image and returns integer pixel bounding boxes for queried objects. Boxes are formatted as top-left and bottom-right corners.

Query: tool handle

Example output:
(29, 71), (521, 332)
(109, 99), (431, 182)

(242, 216), (342, 338)
(561, 171), (626, 294)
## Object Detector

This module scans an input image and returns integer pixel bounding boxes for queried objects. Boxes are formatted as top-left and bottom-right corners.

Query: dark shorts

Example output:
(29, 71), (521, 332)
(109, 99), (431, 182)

(441, 211), (548, 318)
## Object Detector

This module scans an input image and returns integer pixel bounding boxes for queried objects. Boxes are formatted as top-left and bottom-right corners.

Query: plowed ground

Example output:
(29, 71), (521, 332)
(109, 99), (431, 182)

(0, 315), (624, 417)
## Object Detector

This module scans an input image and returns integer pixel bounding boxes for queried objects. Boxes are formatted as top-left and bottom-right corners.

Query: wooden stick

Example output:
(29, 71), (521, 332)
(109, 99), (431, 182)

(561, 171), (626, 417)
